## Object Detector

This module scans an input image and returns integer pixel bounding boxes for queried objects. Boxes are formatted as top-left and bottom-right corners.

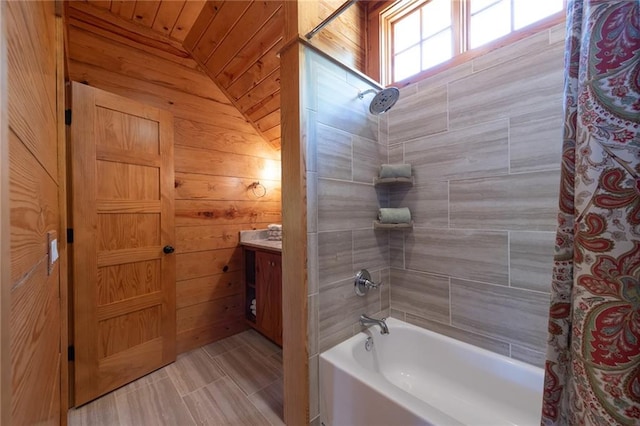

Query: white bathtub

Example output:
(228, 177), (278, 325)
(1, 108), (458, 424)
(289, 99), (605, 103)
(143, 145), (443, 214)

(320, 318), (544, 426)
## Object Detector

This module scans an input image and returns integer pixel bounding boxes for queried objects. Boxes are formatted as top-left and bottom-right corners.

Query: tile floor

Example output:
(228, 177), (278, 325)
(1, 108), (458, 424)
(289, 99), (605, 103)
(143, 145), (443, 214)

(68, 329), (284, 426)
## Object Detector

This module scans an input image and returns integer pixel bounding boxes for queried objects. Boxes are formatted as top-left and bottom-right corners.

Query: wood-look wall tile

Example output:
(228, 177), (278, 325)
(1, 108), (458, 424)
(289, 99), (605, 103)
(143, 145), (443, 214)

(416, 62), (473, 90)
(304, 53), (318, 113)
(390, 309), (406, 321)
(450, 278), (549, 351)
(308, 232), (319, 295)
(510, 108), (563, 173)
(405, 120), (509, 182)
(68, 393), (120, 426)
(510, 231), (555, 292)
(319, 275), (380, 349)
(318, 230), (353, 288)
(165, 348), (226, 396)
(312, 51), (348, 81)
(450, 171), (560, 231)
(390, 268), (449, 323)
(390, 182), (449, 227)
(353, 138), (387, 183)
(449, 42), (564, 129)
(309, 355), (319, 420)
(115, 377), (194, 426)
(405, 228), (509, 285)
(306, 110), (318, 172)
(318, 321), (354, 353)
(317, 179), (379, 232)
(472, 30), (550, 72)
(381, 269), (390, 312)
(214, 346), (280, 395)
(182, 377), (270, 426)
(388, 85), (448, 144)
(353, 229), (389, 273)
(309, 293), (319, 357)
(307, 172), (318, 233)
(388, 144), (403, 164)
(399, 84), (418, 97)
(548, 23), (566, 45)
(316, 63), (378, 140)
(389, 232), (405, 268)
(379, 113), (389, 146)
(511, 344), (546, 368)
(376, 185), (390, 209)
(248, 378), (285, 426)
(405, 313), (511, 356)
(317, 124), (352, 180)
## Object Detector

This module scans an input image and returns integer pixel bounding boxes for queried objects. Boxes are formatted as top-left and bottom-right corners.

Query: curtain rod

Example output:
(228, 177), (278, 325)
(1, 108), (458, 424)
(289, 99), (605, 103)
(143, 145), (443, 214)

(305, 0), (359, 40)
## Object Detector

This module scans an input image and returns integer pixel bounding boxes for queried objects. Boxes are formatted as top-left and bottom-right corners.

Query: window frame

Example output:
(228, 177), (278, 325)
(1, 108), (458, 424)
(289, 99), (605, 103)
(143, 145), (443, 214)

(370, 0), (566, 86)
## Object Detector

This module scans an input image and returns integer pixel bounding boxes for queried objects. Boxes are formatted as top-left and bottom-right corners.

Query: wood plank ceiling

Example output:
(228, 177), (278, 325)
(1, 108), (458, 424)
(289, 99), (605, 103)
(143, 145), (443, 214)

(84, 0), (207, 42)
(184, 1), (285, 148)
(70, 0), (367, 150)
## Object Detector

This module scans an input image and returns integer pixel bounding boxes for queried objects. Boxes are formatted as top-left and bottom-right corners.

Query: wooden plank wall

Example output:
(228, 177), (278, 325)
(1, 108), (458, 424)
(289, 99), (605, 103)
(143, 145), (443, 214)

(66, 16), (282, 354)
(6, 1), (63, 424)
(314, 0), (367, 72)
(0, 1), (10, 424)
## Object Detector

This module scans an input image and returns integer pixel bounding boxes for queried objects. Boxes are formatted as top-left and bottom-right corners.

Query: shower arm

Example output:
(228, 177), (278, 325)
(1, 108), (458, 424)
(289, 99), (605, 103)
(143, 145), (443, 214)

(305, 0), (359, 40)
(357, 89), (377, 99)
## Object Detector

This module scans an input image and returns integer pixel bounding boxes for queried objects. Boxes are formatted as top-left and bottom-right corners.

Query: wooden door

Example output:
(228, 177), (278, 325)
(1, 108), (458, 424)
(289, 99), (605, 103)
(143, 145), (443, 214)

(70, 82), (175, 405)
(255, 250), (282, 345)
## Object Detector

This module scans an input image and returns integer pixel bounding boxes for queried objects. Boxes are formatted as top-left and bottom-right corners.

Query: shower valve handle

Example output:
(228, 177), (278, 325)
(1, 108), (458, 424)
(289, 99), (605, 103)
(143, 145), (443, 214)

(354, 269), (382, 296)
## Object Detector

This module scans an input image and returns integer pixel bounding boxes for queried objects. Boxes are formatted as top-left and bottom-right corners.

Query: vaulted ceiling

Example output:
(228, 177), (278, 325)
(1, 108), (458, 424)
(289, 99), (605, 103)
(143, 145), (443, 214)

(67, 0), (368, 150)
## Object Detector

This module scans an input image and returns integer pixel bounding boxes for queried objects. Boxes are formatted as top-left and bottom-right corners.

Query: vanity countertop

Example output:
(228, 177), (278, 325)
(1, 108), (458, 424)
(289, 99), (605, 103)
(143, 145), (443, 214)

(239, 229), (282, 252)
(240, 239), (282, 252)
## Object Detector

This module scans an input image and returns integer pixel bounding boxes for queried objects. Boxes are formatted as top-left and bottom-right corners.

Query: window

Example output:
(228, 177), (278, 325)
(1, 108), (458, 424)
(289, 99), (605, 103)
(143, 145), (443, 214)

(383, 0), (564, 83)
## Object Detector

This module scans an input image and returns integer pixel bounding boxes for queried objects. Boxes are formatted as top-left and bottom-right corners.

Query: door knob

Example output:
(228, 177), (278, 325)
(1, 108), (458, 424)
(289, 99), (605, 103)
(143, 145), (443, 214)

(163, 245), (175, 254)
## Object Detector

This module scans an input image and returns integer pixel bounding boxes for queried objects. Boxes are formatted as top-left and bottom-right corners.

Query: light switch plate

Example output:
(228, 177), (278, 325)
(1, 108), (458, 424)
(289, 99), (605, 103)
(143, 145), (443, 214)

(47, 230), (58, 275)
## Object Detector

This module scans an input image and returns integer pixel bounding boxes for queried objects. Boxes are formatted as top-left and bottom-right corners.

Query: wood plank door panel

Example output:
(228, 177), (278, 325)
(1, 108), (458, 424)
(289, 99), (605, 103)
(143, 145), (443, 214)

(71, 82), (175, 405)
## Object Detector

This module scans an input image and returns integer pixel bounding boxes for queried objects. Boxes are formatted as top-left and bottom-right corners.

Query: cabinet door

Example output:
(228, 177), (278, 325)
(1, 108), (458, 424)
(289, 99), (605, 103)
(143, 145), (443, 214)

(255, 251), (282, 345)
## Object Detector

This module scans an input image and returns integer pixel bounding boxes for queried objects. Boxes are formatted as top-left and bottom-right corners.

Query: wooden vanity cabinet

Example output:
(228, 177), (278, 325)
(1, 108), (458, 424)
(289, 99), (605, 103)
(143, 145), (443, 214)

(244, 247), (282, 346)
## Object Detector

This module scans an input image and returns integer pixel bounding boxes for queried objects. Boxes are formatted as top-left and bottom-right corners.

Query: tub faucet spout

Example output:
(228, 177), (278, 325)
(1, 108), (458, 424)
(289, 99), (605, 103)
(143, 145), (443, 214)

(360, 314), (389, 335)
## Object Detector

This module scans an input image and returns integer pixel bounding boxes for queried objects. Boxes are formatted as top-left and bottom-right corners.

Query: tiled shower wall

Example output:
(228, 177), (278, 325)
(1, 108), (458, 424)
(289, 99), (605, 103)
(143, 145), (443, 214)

(304, 49), (391, 424)
(385, 23), (566, 366)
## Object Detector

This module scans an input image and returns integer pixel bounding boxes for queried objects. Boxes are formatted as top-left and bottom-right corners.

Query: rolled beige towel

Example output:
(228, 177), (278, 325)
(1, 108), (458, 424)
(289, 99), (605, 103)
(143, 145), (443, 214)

(378, 207), (412, 224)
(379, 164), (412, 179)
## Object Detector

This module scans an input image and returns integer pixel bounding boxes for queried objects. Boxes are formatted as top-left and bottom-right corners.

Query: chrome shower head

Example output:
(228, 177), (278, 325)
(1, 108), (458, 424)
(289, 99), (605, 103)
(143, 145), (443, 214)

(358, 87), (400, 115)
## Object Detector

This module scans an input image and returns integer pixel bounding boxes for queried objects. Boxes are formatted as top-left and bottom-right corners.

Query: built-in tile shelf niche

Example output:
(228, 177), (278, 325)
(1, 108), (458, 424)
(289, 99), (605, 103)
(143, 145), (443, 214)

(373, 167), (414, 230)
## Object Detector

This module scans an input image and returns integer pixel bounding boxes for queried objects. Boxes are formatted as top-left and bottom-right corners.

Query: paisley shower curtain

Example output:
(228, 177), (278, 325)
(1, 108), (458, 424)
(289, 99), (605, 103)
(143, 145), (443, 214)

(541, 0), (640, 424)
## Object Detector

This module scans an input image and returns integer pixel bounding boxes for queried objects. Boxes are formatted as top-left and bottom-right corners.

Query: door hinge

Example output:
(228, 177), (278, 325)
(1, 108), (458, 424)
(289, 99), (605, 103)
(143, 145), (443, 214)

(67, 228), (74, 244)
(68, 345), (75, 362)
(65, 109), (72, 125)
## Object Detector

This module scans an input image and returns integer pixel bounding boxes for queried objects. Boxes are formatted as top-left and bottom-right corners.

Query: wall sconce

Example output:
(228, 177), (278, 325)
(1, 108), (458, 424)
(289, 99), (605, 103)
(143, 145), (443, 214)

(248, 181), (267, 198)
